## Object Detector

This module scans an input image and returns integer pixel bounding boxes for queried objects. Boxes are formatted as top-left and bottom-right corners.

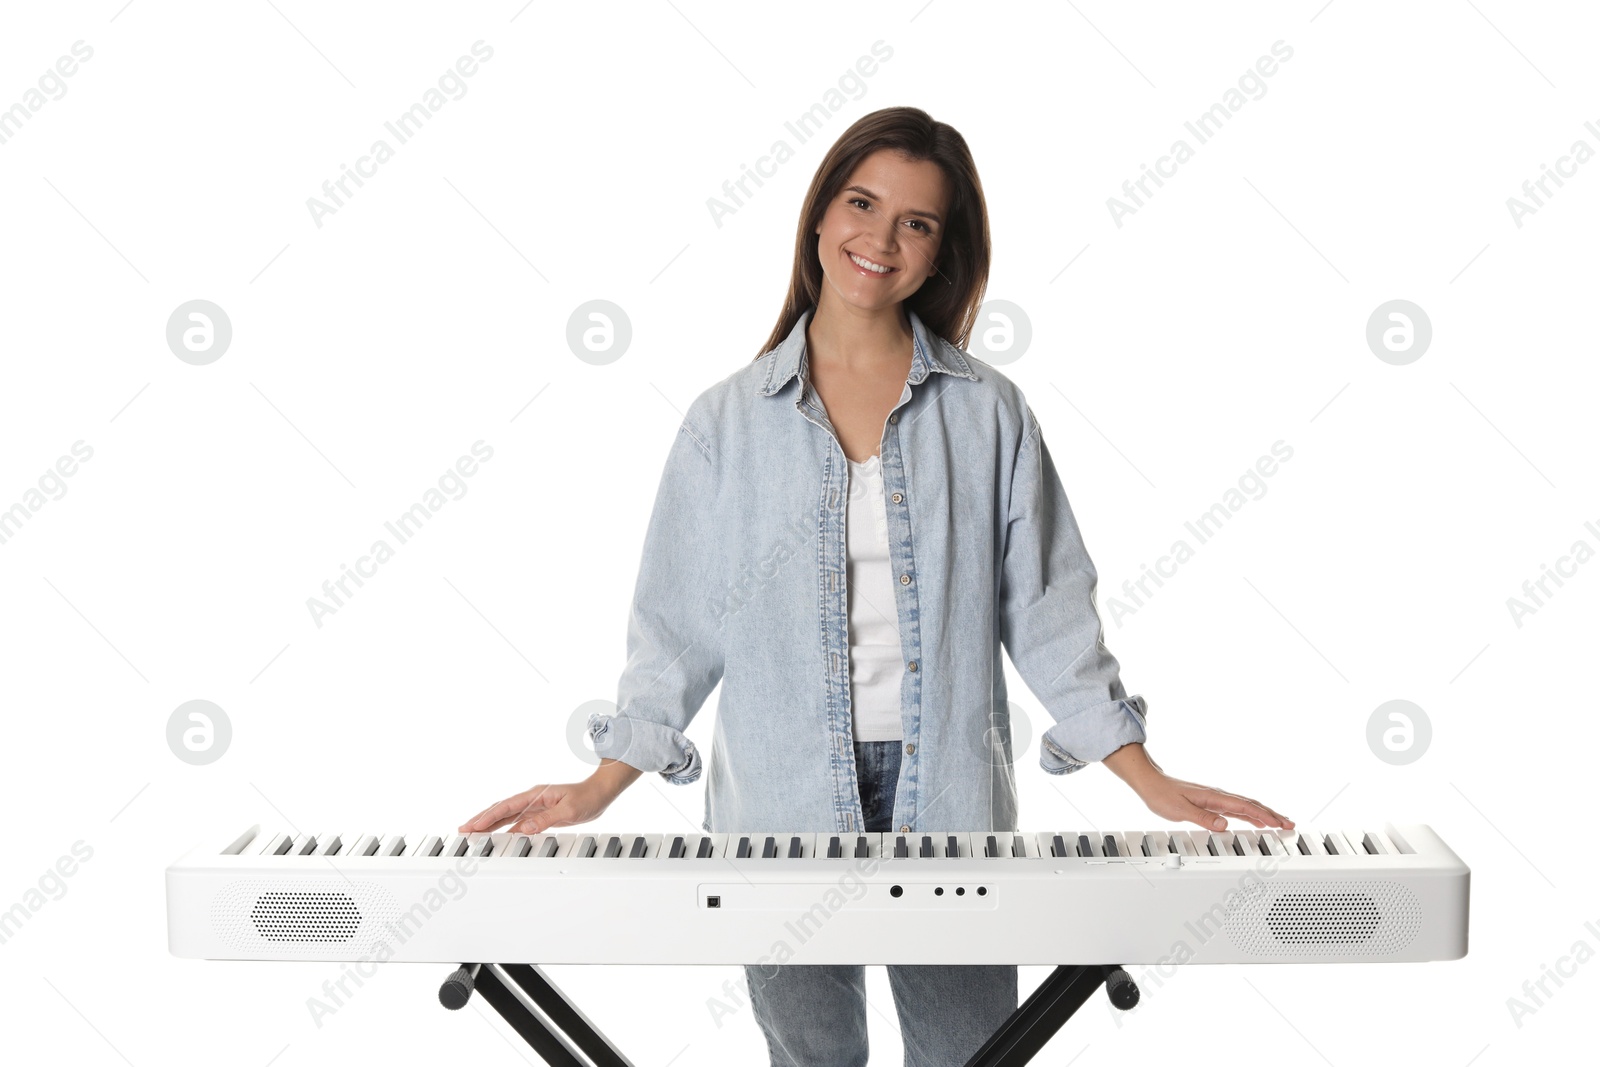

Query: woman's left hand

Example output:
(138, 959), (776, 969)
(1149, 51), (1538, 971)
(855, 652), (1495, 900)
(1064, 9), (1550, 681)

(1132, 772), (1294, 833)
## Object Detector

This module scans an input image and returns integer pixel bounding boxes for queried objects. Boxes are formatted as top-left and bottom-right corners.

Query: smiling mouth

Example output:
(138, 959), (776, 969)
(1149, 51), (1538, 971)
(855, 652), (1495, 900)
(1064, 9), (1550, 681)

(847, 250), (897, 275)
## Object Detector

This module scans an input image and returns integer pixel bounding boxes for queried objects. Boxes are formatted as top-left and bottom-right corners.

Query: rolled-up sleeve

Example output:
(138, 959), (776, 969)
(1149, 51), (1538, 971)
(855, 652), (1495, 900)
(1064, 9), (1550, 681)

(999, 404), (1148, 775)
(587, 405), (725, 784)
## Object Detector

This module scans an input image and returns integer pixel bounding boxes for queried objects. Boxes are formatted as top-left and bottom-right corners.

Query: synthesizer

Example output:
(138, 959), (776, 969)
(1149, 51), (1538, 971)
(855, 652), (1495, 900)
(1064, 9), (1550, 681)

(166, 822), (1468, 967)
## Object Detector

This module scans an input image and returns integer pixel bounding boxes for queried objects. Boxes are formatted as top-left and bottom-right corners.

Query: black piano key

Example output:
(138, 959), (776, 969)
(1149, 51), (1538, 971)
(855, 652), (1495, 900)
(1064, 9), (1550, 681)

(894, 835), (909, 858)
(737, 836), (752, 859)
(1102, 834), (1119, 858)
(1232, 835), (1249, 857)
(538, 838), (558, 858)
(669, 836), (685, 859)
(696, 837), (714, 859)
(1051, 834), (1067, 858)
(855, 836), (870, 859)
(919, 835), (934, 858)
(828, 836), (843, 859)
(510, 836), (532, 858)
(946, 835), (959, 858)
(762, 836), (777, 859)
(578, 836), (597, 858)
(603, 835), (622, 858)
(1206, 835), (1221, 856)
(788, 836), (803, 859)
(1077, 834), (1095, 858)
(985, 834), (999, 858)
(629, 836), (647, 859)
(1012, 837), (1026, 858)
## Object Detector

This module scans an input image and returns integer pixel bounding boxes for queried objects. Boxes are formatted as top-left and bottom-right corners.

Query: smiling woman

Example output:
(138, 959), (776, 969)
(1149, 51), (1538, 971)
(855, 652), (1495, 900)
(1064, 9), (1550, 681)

(462, 105), (1293, 1067)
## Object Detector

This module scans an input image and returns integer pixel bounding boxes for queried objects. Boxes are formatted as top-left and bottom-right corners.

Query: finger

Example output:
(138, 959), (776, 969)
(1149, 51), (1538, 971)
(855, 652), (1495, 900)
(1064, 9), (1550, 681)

(459, 800), (513, 832)
(510, 807), (560, 835)
(1178, 800), (1228, 831)
(463, 787), (557, 832)
(1195, 792), (1291, 830)
(459, 802), (507, 832)
(1224, 802), (1293, 829)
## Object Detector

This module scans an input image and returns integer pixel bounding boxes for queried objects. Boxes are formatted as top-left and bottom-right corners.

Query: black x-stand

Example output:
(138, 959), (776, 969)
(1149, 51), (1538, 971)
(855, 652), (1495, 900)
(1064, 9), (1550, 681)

(440, 961), (1139, 1066)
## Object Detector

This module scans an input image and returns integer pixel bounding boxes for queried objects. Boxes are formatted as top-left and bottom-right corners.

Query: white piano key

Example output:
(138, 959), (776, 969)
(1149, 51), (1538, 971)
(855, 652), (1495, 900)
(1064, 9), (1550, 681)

(406, 834), (443, 858)
(1362, 829), (1400, 855)
(258, 832), (292, 856)
(1348, 828), (1387, 855)
(349, 834), (383, 858)
(378, 835), (407, 857)
(220, 826), (261, 855)
(1323, 830), (1358, 856)
(1295, 831), (1328, 855)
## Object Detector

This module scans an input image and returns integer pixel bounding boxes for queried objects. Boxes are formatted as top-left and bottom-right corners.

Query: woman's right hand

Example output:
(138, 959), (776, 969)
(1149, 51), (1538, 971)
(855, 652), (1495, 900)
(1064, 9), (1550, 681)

(458, 778), (614, 835)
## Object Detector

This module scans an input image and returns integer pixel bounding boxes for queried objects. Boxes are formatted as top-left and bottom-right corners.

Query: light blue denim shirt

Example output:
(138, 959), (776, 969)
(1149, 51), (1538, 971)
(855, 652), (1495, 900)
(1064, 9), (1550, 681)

(587, 306), (1148, 834)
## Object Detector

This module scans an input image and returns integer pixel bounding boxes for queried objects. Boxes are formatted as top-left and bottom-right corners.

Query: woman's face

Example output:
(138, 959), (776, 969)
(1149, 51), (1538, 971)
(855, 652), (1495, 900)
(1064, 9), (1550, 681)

(814, 148), (950, 315)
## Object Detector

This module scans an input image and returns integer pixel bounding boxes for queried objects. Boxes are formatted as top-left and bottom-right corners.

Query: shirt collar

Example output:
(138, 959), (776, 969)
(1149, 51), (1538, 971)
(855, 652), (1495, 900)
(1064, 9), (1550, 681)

(757, 305), (979, 397)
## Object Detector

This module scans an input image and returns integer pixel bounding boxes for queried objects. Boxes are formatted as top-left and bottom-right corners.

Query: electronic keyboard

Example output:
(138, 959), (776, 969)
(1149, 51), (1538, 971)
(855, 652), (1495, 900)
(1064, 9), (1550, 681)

(166, 822), (1469, 966)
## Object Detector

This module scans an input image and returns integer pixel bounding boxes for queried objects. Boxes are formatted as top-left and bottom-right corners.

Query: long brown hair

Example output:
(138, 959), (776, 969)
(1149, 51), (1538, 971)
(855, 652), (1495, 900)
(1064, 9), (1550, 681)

(755, 106), (991, 358)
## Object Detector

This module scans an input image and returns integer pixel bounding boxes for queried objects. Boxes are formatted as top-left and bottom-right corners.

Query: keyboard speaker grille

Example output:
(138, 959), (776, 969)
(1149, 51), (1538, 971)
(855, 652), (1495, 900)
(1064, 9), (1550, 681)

(211, 880), (401, 958)
(1225, 879), (1421, 957)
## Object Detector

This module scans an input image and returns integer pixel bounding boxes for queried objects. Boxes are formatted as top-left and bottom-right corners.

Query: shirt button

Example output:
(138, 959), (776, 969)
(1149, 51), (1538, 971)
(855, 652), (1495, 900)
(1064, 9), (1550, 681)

(905, 742), (915, 755)
(900, 574), (911, 585)
(907, 660), (918, 671)
(889, 414), (898, 424)
(891, 492), (903, 503)
(900, 824), (910, 833)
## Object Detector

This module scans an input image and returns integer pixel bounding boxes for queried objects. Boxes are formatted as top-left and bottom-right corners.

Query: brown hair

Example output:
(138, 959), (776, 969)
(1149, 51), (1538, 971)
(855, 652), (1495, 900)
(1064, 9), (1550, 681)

(755, 106), (991, 358)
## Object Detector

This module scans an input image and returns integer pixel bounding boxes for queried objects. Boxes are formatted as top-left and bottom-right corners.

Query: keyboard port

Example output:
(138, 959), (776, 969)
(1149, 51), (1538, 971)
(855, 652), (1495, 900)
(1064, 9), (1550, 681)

(706, 895), (721, 908)
(890, 885), (903, 898)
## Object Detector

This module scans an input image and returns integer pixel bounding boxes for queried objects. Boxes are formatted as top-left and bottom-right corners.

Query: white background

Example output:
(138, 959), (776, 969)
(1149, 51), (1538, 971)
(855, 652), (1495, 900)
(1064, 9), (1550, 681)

(1, 2), (1595, 1065)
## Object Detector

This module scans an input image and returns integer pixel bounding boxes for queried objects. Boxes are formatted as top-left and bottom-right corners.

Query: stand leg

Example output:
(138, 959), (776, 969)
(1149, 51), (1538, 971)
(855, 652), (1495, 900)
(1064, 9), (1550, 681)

(440, 963), (634, 1067)
(963, 964), (1135, 1067)
(500, 964), (634, 1067)
(446, 961), (1130, 1067)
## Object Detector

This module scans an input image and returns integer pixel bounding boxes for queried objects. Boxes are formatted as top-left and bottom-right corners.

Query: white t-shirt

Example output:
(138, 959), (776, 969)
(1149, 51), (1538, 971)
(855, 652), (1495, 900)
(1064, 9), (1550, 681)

(845, 453), (905, 741)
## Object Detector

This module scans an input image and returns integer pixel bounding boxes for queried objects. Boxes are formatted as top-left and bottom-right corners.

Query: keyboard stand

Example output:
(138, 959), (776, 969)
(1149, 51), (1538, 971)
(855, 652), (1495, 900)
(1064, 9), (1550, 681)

(440, 963), (634, 1067)
(964, 964), (1139, 1065)
(440, 961), (1138, 1067)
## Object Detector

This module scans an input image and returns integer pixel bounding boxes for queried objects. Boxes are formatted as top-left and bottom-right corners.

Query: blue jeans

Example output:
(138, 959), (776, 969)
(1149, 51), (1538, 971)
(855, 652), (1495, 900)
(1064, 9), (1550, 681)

(743, 741), (1018, 1066)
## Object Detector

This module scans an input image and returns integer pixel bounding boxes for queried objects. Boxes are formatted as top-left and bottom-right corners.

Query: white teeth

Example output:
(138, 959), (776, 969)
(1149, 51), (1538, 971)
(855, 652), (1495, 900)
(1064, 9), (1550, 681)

(849, 252), (893, 274)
